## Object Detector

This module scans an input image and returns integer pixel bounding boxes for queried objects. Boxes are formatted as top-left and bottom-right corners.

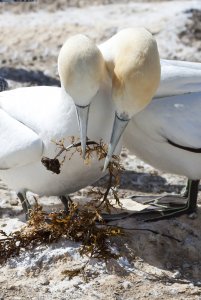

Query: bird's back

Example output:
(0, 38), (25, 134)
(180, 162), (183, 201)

(155, 59), (201, 98)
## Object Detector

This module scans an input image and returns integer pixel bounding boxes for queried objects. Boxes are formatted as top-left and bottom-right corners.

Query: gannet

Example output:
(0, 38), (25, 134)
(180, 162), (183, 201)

(0, 35), (118, 218)
(122, 59), (201, 219)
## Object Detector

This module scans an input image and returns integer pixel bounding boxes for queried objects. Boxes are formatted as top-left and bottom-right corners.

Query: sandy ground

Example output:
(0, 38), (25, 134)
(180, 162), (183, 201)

(1, 1), (201, 299)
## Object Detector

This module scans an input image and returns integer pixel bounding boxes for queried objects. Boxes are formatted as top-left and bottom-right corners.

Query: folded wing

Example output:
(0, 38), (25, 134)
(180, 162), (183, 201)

(155, 59), (201, 98)
(0, 109), (43, 169)
(136, 92), (201, 150)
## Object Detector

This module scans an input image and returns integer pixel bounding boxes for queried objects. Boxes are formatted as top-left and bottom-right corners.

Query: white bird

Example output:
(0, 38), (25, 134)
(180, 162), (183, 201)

(122, 58), (201, 220)
(0, 35), (119, 218)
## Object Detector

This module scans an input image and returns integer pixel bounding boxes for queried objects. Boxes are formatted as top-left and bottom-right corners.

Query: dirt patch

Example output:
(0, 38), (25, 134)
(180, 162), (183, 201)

(0, 0), (192, 14)
(179, 9), (201, 50)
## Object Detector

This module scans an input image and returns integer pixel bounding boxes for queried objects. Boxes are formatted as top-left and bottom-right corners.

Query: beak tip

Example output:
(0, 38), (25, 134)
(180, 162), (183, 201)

(102, 166), (106, 173)
(81, 146), (86, 160)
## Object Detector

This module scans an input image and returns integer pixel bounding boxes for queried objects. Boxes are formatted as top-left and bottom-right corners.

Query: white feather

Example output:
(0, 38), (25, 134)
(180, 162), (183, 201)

(0, 85), (118, 195)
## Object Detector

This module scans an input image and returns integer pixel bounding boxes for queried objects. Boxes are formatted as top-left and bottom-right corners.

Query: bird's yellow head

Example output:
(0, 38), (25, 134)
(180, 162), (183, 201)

(102, 27), (161, 170)
(58, 34), (105, 105)
(58, 34), (105, 157)
(107, 27), (160, 118)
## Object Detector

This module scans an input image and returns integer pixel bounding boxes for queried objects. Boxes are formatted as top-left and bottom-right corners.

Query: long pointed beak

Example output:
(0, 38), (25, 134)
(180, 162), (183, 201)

(75, 104), (90, 159)
(103, 114), (130, 172)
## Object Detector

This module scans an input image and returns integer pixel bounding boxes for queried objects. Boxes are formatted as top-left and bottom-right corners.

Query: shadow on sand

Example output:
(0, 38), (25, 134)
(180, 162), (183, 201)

(0, 67), (60, 87)
(95, 169), (186, 194)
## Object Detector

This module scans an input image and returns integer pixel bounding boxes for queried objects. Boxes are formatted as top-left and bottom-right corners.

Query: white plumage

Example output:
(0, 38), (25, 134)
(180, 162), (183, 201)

(0, 35), (119, 216)
(0, 85), (116, 195)
(121, 59), (201, 219)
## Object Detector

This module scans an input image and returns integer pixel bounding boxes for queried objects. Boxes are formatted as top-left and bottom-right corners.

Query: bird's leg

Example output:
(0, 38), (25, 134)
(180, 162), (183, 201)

(129, 179), (191, 208)
(17, 191), (31, 221)
(144, 179), (199, 222)
(182, 179), (198, 213)
(101, 180), (199, 222)
(59, 195), (72, 214)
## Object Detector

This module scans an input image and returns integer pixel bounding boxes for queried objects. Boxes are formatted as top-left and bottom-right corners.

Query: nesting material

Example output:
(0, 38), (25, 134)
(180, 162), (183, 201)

(0, 139), (124, 264)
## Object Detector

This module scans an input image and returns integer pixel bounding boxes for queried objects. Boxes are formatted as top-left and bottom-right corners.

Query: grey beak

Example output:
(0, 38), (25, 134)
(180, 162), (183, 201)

(75, 104), (90, 159)
(103, 113), (129, 172)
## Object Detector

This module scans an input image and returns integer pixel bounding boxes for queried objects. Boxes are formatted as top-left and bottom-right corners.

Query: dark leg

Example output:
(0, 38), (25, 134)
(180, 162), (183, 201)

(101, 179), (199, 222)
(183, 179), (198, 213)
(18, 193), (72, 220)
(130, 179), (192, 208)
(59, 195), (72, 214)
(17, 192), (31, 220)
(144, 179), (199, 222)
